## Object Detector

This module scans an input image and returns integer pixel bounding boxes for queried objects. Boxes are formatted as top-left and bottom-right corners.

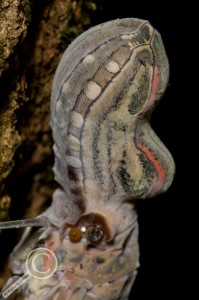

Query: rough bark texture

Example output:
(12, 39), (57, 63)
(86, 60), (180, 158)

(0, 0), (100, 288)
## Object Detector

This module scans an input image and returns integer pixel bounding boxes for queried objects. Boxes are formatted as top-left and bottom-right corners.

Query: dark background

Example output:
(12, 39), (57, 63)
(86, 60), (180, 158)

(0, 1), (193, 298)
(91, 2), (192, 299)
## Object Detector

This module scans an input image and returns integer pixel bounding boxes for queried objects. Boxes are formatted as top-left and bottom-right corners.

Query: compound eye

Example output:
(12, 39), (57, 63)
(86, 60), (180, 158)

(67, 213), (110, 244)
(68, 226), (82, 242)
(86, 225), (104, 244)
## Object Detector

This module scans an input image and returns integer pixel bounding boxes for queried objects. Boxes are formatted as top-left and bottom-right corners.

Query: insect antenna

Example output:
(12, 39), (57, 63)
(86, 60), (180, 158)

(0, 216), (50, 229)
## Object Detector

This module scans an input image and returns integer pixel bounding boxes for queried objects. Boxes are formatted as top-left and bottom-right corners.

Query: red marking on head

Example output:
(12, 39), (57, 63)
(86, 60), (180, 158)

(136, 141), (166, 197)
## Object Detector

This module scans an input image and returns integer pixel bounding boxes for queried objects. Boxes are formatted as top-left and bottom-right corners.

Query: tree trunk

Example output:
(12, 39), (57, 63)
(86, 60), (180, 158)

(0, 0), (100, 288)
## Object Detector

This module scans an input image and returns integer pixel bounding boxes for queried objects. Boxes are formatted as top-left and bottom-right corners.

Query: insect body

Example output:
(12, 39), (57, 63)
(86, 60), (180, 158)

(0, 18), (175, 299)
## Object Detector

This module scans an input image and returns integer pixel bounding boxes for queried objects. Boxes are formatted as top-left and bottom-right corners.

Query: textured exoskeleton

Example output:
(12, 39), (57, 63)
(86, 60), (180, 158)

(0, 18), (175, 300)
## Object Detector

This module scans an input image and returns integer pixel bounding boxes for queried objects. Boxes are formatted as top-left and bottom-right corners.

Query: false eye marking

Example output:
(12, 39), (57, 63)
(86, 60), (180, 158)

(51, 17), (175, 205)
(0, 19), (175, 300)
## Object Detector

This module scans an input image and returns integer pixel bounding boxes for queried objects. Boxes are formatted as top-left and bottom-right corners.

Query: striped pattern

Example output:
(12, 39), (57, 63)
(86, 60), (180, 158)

(2, 18), (175, 300)
(50, 19), (175, 208)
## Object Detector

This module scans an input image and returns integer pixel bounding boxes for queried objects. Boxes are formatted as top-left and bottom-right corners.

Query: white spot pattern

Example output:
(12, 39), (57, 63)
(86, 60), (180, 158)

(84, 81), (102, 100)
(70, 111), (84, 128)
(105, 61), (120, 73)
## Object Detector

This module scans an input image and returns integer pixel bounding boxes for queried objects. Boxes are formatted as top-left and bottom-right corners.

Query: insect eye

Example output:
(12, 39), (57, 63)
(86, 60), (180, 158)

(86, 225), (104, 244)
(68, 226), (82, 242)
(67, 213), (109, 243)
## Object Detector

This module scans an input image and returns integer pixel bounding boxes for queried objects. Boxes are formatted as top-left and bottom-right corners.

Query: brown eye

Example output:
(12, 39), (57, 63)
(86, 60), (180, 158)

(86, 225), (104, 243)
(68, 226), (82, 242)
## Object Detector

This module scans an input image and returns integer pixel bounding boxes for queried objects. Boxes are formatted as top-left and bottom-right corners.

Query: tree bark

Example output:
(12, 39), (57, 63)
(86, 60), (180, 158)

(0, 0), (100, 288)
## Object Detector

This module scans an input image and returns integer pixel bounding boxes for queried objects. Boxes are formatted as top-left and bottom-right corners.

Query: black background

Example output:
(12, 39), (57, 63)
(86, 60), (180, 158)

(90, 2), (193, 299)
(0, 1), (194, 298)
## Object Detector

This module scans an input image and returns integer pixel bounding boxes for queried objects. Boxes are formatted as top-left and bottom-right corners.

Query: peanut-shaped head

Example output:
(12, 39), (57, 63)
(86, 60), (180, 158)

(1, 18), (175, 300)
(50, 18), (175, 207)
